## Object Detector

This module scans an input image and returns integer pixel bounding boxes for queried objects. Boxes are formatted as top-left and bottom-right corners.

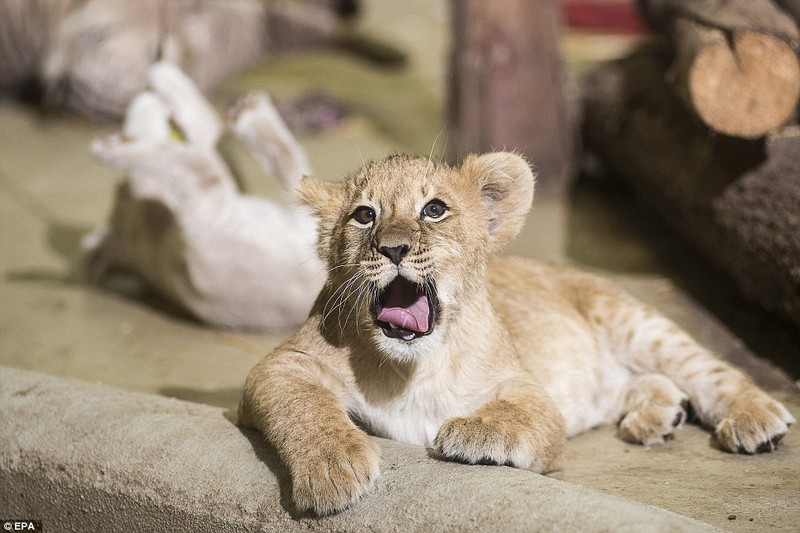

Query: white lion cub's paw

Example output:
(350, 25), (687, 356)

(147, 61), (222, 150)
(228, 92), (311, 191)
(434, 400), (564, 473)
(715, 391), (795, 454)
(290, 428), (381, 515)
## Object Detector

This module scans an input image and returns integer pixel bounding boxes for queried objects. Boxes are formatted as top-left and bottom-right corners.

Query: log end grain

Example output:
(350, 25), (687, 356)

(689, 31), (800, 138)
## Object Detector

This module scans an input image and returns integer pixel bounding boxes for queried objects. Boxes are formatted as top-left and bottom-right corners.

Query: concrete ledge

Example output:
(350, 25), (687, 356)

(0, 366), (713, 531)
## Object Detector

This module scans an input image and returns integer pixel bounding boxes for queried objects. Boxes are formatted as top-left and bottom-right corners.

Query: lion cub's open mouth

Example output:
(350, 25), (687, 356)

(373, 276), (438, 341)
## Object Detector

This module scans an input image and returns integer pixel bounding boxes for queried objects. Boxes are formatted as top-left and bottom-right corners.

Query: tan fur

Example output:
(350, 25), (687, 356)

(239, 152), (794, 515)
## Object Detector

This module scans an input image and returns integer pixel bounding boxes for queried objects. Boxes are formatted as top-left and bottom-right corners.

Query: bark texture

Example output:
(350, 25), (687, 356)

(447, 0), (576, 189)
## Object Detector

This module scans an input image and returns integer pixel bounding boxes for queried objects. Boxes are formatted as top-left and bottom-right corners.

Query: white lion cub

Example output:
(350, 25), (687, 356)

(239, 152), (794, 515)
(84, 62), (323, 330)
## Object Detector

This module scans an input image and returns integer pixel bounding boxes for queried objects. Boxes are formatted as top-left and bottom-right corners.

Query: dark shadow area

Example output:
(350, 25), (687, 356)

(165, 387), (351, 519)
(4, 220), (97, 285)
(566, 171), (800, 381)
(425, 446), (518, 468)
(0, 168), (197, 325)
(0, 169), (91, 278)
(160, 387), (243, 419)
(7, 261), (201, 327)
(238, 425), (306, 519)
(47, 220), (89, 268)
(4, 219), (91, 285)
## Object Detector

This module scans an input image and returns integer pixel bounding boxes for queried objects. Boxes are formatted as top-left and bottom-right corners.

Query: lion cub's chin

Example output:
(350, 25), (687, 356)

(373, 327), (445, 363)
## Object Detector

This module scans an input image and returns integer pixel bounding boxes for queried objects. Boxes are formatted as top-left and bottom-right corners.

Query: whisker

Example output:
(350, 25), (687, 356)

(426, 123), (447, 179)
(341, 281), (369, 334)
(437, 120), (450, 164)
(333, 272), (370, 333)
(322, 270), (366, 326)
(342, 277), (366, 333)
(329, 274), (363, 318)
(348, 279), (374, 336)
(326, 262), (361, 274)
(322, 275), (355, 317)
(357, 146), (367, 168)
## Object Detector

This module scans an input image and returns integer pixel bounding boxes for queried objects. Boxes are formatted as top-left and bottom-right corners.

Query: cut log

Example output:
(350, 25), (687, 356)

(446, 0), (576, 189)
(582, 44), (800, 327)
(638, 0), (800, 138)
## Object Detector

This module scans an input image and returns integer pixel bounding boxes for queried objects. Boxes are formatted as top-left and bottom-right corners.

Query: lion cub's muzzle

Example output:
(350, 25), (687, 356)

(372, 275), (439, 341)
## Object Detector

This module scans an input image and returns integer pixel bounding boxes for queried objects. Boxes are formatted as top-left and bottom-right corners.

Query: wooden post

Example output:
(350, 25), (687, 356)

(446, 0), (575, 190)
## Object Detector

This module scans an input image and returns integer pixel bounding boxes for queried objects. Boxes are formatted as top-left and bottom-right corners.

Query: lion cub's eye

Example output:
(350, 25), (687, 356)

(421, 199), (448, 220)
(351, 206), (376, 226)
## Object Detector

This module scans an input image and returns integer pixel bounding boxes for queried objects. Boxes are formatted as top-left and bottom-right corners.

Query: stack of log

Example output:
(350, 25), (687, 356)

(583, 0), (800, 327)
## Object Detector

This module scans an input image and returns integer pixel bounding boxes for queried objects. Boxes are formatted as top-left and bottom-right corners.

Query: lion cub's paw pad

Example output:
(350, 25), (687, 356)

(715, 398), (795, 454)
(434, 415), (552, 473)
(292, 430), (381, 515)
(618, 398), (690, 446)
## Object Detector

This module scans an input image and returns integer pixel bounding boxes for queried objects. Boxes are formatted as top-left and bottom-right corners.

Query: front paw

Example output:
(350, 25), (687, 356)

(434, 400), (564, 473)
(715, 393), (795, 454)
(290, 428), (381, 515)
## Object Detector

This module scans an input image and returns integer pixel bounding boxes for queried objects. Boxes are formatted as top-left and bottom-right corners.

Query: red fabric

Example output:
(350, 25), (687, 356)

(562, 1), (648, 33)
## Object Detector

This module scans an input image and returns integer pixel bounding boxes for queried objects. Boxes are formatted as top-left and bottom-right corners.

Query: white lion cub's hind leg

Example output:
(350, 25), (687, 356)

(618, 374), (689, 446)
(229, 92), (311, 195)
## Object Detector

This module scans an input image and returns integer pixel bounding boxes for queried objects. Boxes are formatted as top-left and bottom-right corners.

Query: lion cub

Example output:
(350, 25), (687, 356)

(239, 152), (794, 515)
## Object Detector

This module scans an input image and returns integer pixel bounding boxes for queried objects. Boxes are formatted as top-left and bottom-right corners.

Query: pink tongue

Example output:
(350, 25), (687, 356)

(377, 290), (430, 333)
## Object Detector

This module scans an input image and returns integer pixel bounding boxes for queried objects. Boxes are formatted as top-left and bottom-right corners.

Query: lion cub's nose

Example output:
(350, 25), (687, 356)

(379, 244), (409, 265)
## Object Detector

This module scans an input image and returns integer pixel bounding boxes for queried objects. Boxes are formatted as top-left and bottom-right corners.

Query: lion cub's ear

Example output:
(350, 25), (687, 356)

(297, 175), (346, 260)
(460, 152), (535, 251)
(297, 175), (344, 216)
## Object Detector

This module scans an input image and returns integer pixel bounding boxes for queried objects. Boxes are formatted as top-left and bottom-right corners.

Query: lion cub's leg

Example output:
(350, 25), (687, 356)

(618, 374), (689, 446)
(592, 287), (795, 454)
(147, 61), (222, 151)
(434, 378), (566, 473)
(83, 93), (172, 279)
(229, 92), (311, 195)
(239, 350), (380, 516)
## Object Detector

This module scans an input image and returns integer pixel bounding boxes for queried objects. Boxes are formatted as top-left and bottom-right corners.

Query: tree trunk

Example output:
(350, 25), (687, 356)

(446, 0), (576, 190)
